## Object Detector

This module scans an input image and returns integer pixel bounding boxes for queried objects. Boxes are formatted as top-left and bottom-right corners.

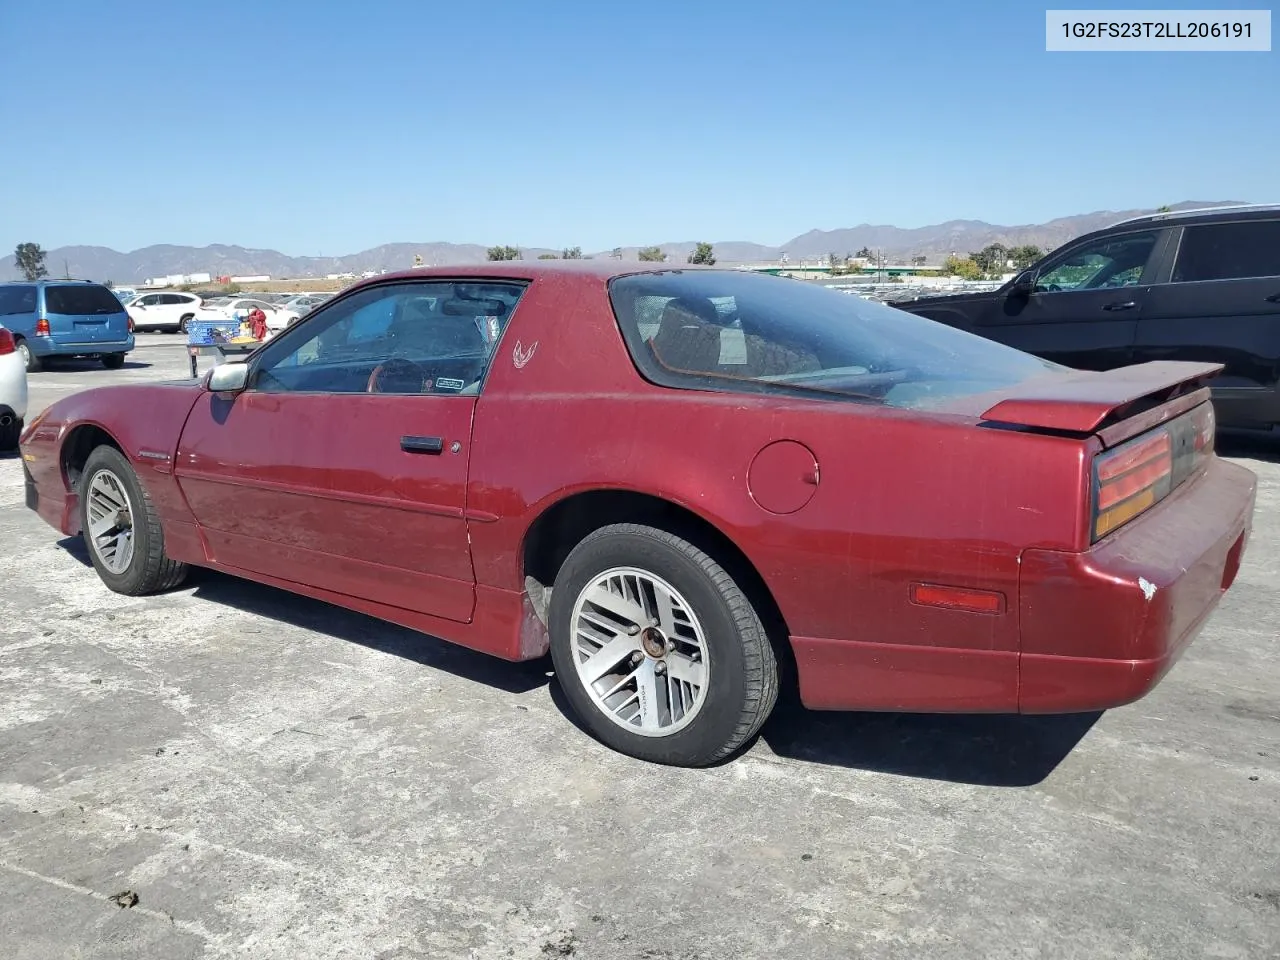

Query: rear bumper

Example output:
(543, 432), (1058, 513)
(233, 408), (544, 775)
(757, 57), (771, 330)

(791, 457), (1256, 715)
(29, 335), (134, 357)
(1017, 457), (1255, 712)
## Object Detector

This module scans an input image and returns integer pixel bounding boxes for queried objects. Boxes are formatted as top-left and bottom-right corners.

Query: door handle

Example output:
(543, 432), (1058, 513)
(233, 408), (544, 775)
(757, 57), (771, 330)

(1265, 293), (1280, 303)
(1102, 301), (1137, 312)
(401, 436), (443, 455)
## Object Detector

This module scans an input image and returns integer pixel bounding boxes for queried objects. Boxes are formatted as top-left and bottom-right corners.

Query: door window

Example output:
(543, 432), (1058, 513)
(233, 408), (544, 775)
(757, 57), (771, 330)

(1034, 231), (1160, 292)
(159, 293), (184, 305)
(251, 280), (528, 395)
(135, 294), (161, 307)
(1172, 220), (1280, 282)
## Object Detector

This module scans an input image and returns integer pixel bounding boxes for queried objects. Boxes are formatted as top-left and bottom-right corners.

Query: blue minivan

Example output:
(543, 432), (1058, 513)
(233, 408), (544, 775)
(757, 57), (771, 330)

(0, 280), (135, 372)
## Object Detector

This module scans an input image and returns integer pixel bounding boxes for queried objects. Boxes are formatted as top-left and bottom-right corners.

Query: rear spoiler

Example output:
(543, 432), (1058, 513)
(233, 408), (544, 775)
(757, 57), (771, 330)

(980, 361), (1222, 446)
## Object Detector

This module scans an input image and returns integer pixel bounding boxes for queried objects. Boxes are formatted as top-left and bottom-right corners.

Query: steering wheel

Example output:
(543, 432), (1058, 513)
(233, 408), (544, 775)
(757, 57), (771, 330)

(367, 357), (431, 394)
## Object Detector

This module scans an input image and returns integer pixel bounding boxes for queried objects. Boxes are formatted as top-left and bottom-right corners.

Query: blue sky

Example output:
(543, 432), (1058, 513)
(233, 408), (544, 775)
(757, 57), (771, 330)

(1, 0), (1275, 254)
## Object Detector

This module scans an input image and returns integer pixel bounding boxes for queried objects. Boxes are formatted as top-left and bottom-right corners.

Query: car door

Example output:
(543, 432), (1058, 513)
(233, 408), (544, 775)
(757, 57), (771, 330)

(174, 278), (527, 622)
(129, 293), (163, 327)
(1134, 218), (1280, 428)
(971, 228), (1169, 370)
(157, 293), (189, 328)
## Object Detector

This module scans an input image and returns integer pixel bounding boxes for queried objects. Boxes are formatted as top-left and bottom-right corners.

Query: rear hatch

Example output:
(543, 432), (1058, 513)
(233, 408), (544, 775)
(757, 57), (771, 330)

(970, 361), (1221, 543)
(43, 284), (130, 343)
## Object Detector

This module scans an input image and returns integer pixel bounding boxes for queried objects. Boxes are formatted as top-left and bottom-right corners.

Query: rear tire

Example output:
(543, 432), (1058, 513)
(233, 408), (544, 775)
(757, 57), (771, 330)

(16, 339), (42, 373)
(178, 315), (193, 334)
(0, 417), (21, 452)
(548, 523), (779, 767)
(101, 353), (126, 369)
(79, 446), (188, 595)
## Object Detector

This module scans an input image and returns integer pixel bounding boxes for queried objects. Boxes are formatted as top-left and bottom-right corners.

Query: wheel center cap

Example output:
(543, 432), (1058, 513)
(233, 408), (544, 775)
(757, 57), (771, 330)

(640, 626), (667, 659)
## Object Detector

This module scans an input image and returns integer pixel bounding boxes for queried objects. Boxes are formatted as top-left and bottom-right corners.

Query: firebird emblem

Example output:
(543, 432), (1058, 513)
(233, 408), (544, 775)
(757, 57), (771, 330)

(512, 340), (538, 369)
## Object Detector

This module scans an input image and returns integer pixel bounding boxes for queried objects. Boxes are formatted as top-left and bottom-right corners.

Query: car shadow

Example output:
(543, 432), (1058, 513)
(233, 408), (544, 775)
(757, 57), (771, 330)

(53, 536), (1098, 783)
(545, 662), (1096, 785)
(54, 537), (550, 696)
(39, 358), (152, 372)
(754, 697), (1101, 786)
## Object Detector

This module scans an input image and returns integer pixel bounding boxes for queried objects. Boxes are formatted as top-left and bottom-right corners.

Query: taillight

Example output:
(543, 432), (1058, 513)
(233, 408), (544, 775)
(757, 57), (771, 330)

(1093, 430), (1172, 539)
(128, 315), (135, 332)
(0, 329), (14, 356)
(36, 318), (50, 336)
(1091, 402), (1216, 542)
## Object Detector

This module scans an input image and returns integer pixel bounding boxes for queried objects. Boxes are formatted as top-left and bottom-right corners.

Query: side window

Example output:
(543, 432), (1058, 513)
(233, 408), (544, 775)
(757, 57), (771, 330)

(1173, 221), (1280, 283)
(251, 280), (528, 395)
(136, 294), (159, 307)
(1035, 231), (1160, 292)
(0, 285), (37, 316)
(159, 293), (182, 305)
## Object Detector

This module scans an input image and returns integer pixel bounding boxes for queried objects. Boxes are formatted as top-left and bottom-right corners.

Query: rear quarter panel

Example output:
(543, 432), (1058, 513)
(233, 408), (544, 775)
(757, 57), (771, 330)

(468, 274), (1092, 656)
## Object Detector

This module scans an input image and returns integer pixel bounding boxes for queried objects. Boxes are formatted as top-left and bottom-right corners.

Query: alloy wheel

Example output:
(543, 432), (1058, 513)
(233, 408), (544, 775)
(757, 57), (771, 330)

(569, 567), (709, 737)
(85, 469), (136, 575)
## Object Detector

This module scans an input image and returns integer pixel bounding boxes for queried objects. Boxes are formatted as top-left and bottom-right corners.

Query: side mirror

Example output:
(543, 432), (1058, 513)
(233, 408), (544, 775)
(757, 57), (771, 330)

(206, 361), (249, 397)
(1010, 270), (1036, 296)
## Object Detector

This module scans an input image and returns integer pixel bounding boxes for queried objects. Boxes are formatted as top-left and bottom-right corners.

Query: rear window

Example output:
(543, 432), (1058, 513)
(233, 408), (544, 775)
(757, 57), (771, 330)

(608, 270), (1060, 409)
(1173, 220), (1280, 282)
(44, 284), (125, 315)
(0, 285), (37, 316)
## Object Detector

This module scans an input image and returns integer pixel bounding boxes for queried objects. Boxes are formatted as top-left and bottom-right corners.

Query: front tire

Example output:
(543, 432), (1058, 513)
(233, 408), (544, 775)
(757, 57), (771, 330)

(101, 353), (126, 369)
(549, 523), (779, 767)
(79, 446), (188, 595)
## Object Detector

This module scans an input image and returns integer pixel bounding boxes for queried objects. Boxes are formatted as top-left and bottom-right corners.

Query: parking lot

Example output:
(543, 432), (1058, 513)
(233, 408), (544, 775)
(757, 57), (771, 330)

(1, 337), (1277, 960)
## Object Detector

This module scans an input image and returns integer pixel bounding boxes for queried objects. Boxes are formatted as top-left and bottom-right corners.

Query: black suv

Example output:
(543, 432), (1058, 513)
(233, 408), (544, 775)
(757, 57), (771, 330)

(892, 204), (1280, 430)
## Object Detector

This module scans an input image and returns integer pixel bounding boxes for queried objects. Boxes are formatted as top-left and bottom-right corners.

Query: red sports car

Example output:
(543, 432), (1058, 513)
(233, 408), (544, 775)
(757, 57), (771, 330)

(19, 262), (1256, 766)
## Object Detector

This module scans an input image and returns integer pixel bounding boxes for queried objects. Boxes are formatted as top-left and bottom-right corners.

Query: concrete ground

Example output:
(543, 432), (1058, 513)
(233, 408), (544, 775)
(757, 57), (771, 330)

(0, 337), (1277, 960)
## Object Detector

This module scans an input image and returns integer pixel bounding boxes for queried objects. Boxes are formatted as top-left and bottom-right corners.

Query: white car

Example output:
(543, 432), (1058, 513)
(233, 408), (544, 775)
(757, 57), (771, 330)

(276, 295), (329, 325)
(127, 291), (205, 333)
(0, 322), (30, 451)
(191, 297), (290, 332)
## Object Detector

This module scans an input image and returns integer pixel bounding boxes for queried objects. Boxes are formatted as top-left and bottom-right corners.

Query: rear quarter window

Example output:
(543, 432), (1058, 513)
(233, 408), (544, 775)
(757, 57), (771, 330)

(609, 270), (1060, 409)
(1173, 220), (1280, 282)
(44, 285), (125, 315)
(0, 285), (37, 316)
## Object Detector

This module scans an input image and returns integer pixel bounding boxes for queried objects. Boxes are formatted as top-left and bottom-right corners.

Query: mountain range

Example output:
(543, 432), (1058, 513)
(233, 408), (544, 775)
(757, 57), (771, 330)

(0, 201), (1245, 283)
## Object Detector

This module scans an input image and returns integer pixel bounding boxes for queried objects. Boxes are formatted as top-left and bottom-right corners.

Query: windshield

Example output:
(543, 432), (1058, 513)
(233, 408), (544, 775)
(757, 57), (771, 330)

(608, 270), (1061, 408)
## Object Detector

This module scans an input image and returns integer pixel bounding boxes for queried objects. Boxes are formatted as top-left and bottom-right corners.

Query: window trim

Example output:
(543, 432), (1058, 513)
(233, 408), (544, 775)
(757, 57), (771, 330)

(243, 276), (531, 398)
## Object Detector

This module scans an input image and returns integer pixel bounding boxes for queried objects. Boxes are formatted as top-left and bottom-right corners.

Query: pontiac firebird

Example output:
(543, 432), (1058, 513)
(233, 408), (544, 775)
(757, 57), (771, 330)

(20, 261), (1256, 766)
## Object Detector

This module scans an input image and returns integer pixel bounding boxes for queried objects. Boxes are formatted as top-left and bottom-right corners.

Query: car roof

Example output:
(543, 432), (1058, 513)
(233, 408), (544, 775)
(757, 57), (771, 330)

(1109, 202), (1280, 229)
(357, 259), (714, 289)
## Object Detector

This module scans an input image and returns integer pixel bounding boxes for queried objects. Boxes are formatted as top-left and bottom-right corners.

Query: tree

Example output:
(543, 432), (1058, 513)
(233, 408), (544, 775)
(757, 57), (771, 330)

(104, 279), (115, 289)
(561, 247), (583, 260)
(14, 243), (48, 281)
(1157, 204), (1172, 213)
(945, 255), (982, 280)
(969, 243), (1008, 274)
(854, 246), (873, 260)
(687, 242), (716, 266)
(911, 255), (927, 266)
(537, 253), (558, 260)
(486, 245), (521, 261)
(637, 246), (666, 262)
(1007, 244), (1043, 270)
